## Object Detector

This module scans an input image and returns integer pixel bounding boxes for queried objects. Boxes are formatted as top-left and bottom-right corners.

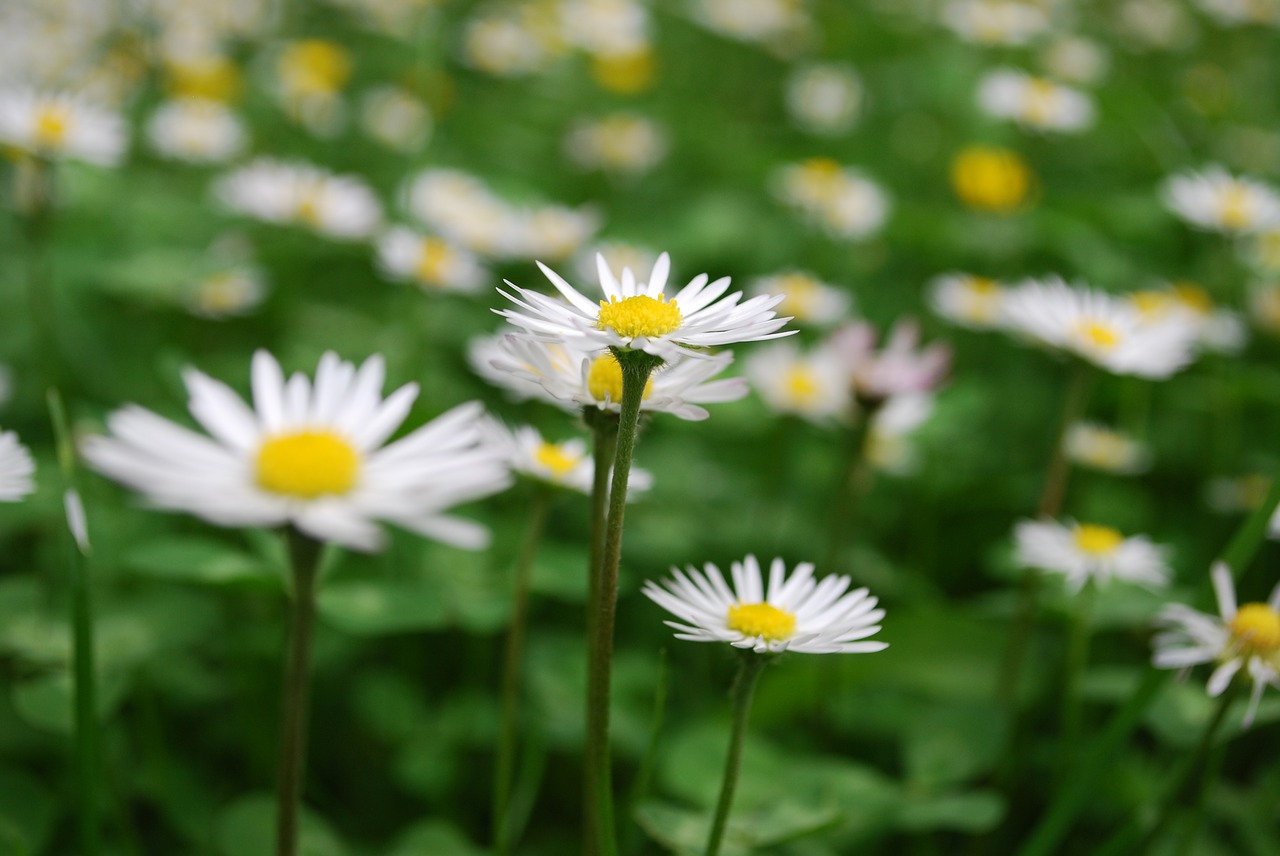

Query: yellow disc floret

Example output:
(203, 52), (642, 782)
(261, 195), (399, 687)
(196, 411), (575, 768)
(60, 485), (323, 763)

(534, 442), (581, 479)
(33, 105), (70, 149)
(415, 238), (451, 286)
(950, 146), (1032, 212)
(783, 366), (820, 404)
(586, 354), (654, 403)
(1073, 523), (1123, 556)
(1074, 319), (1121, 352)
(279, 40), (352, 96)
(256, 431), (360, 499)
(596, 294), (683, 340)
(727, 602), (797, 642)
(1229, 603), (1280, 654)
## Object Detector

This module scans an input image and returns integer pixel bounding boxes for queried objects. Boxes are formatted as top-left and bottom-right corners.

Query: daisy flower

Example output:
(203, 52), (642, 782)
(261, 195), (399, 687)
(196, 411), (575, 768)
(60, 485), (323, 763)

(1128, 282), (1246, 354)
(941, 0), (1052, 46)
(0, 87), (126, 165)
(483, 333), (749, 421)
(495, 252), (793, 362)
(564, 112), (668, 175)
(1153, 561), (1280, 726)
(977, 69), (1095, 133)
(146, 98), (245, 164)
(825, 319), (951, 404)
(742, 340), (851, 422)
(928, 272), (1007, 329)
(376, 226), (486, 293)
(1063, 422), (1151, 474)
(360, 86), (431, 153)
(0, 430), (36, 501)
(866, 394), (936, 476)
(643, 555), (888, 654)
(81, 351), (511, 553)
(186, 267), (269, 319)
(215, 159), (382, 240)
(749, 271), (852, 326)
(999, 277), (1200, 379)
(1014, 519), (1171, 592)
(1161, 166), (1280, 235)
(785, 63), (862, 135)
(771, 158), (890, 239)
(482, 420), (652, 495)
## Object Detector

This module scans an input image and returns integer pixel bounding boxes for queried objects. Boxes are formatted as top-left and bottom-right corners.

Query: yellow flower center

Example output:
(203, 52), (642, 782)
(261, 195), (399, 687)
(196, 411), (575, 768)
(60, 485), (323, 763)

(950, 146), (1032, 212)
(776, 274), (821, 318)
(1024, 78), (1058, 126)
(167, 57), (241, 102)
(591, 49), (655, 94)
(596, 294), (683, 340)
(415, 238), (452, 286)
(783, 365), (820, 403)
(1229, 603), (1280, 654)
(586, 354), (654, 403)
(1172, 282), (1213, 315)
(295, 189), (324, 226)
(1220, 184), (1253, 231)
(256, 431), (360, 499)
(34, 105), (70, 148)
(534, 442), (581, 479)
(1073, 524), (1123, 556)
(197, 273), (248, 313)
(727, 602), (796, 642)
(280, 40), (352, 96)
(1074, 319), (1121, 351)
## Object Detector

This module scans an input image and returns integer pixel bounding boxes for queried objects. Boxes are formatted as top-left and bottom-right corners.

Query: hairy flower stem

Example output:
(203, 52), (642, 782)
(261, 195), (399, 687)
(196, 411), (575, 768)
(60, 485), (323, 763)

(584, 349), (661, 856)
(275, 528), (324, 856)
(586, 413), (620, 641)
(493, 489), (553, 856)
(705, 654), (768, 856)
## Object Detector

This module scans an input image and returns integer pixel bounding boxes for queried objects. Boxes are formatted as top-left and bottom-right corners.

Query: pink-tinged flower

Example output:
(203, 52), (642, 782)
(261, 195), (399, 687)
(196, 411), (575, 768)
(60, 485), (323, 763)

(825, 319), (951, 404)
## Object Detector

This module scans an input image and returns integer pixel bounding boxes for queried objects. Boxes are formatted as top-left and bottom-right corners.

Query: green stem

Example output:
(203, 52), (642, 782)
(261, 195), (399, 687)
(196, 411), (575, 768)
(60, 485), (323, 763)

(584, 349), (660, 856)
(822, 403), (877, 573)
(586, 413), (620, 641)
(1057, 582), (1095, 789)
(275, 528), (324, 856)
(493, 489), (553, 856)
(705, 654), (768, 856)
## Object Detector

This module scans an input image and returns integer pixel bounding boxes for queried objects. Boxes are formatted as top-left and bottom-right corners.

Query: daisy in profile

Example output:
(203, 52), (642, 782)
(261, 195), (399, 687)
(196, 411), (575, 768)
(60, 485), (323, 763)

(1128, 282), (1246, 354)
(0, 430), (36, 501)
(749, 271), (852, 326)
(999, 277), (1199, 379)
(941, 0), (1052, 46)
(977, 69), (1095, 133)
(482, 419), (652, 495)
(1063, 422), (1151, 474)
(564, 112), (668, 175)
(215, 159), (382, 240)
(1161, 166), (1280, 235)
(1014, 519), (1170, 592)
(81, 350), (510, 552)
(146, 98), (245, 164)
(643, 554), (887, 654)
(496, 252), (793, 361)
(376, 226), (486, 293)
(0, 87), (126, 165)
(1153, 561), (1280, 726)
(928, 272), (1006, 329)
(186, 267), (269, 319)
(826, 319), (951, 405)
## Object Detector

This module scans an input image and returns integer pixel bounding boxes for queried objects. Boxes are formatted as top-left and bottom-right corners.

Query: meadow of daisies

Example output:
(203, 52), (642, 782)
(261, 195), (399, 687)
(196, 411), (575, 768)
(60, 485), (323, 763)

(5, 0), (1280, 854)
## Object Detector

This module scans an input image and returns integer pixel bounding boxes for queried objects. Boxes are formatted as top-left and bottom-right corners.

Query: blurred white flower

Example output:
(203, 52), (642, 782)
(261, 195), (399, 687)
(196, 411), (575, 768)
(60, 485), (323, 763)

(785, 63), (862, 135)
(360, 86), (432, 153)
(1162, 166), (1280, 235)
(772, 158), (890, 240)
(1015, 519), (1171, 592)
(941, 0), (1052, 46)
(928, 273), (1006, 330)
(750, 271), (852, 326)
(560, 0), (651, 56)
(572, 241), (659, 288)
(376, 226), (486, 293)
(977, 69), (1095, 133)
(1129, 282), (1246, 354)
(275, 40), (352, 136)
(216, 159), (383, 240)
(147, 98), (246, 164)
(1153, 561), (1280, 727)
(826, 319), (951, 403)
(564, 112), (668, 174)
(1117, 0), (1197, 49)
(461, 6), (562, 76)
(0, 88), (125, 165)
(1040, 36), (1110, 85)
(999, 277), (1200, 379)
(187, 267), (268, 319)
(867, 394), (935, 475)
(1064, 422), (1152, 475)
(0, 430), (36, 502)
(1248, 281), (1280, 335)
(82, 351), (511, 552)
(691, 0), (811, 48)
(1245, 229), (1280, 273)
(515, 205), (602, 261)
(1196, 0), (1280, 25)
(467, 332), (565, 406)
(743, 341), (851, 422)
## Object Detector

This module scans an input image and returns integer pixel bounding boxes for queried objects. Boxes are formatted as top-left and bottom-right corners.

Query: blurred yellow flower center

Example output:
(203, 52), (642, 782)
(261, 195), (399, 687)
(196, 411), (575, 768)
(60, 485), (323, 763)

(784, 366), (820, 402)
(586, 354), (654, 403)
(597, 294), (682, 339)
(167, 57), (241, 102)
(1220, 185), (1252, 230)
(295, 189), (323, 226)
(777, 275), (821, 318)
(256, 431), (360, 499)
(197, 273), (249, 313)
(950, 146), (1031, 212)
(280, 40), (352, 96)
(591, 49), (655, 94)
(1024, 79), (1058, 126)
(534, 442), (580, 478)
(1229, 603), (1280, 653)
(415, 238), (451, 285)
(1172, 283), (1213, 315)
(34, 106), (70, 148)
(1074, 319), (1121, 351)
(1073, 524), (1123, 555)
(727, 602), (796, 642)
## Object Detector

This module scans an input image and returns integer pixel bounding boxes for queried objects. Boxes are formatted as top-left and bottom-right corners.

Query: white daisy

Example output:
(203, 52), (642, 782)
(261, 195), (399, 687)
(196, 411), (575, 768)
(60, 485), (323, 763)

(559, 0), (651, 57)
(1161, 166), (1280, 235)
(999, 277), (1200, 379)
(928, 272), (1007, 330)
(771, 158), (890, 239)
(1014, 519), (1171, 592)
(0, 430), (36, 502)
(215, 159), (383, 240)
(691, 0), (811, 47)
(643, 555), (887, 654)
(564, 112), (668, 175)
(186, 267), (268, 319)
(146, 97), (246, 164)
(941, 0), (1052, 46)
(866, 394), (935, 476)
(495, 252), (793, 361)
(1153, 561), (1280, 727)
(1063, 422), (1151, 475)
(749, 271), (852, 326)
(484, 333), (749, 421)
(360, 85), (432, 153)
(1040, 36), (1110, 85)
(742, 340), (851, 422)
(1129, 282), (1246, 354)
(0, 87), (126, 165)
(481, 419), (652, 495)
(977, 69), (1095, 133)
(376, 226), (486, 294)
(1196, 0), (1280, 25)
(81, 351), (511, 553)
(825, 320), (952, 403)
(785, 63), (862, 135)
(572, 241), (659, 288)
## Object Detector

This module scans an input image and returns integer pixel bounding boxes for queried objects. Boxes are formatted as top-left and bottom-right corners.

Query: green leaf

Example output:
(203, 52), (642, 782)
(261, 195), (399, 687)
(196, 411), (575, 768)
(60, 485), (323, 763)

(0, 770), (54, 855)
(895, 790), (1005, 833)
(902, 702), (1007, 789)
(386, 819), (486, 856)
(124, 537), (280, 586)
(11, 669), (131, 734)
(216, 794), (345, 856)
(317, 579), (450, 635)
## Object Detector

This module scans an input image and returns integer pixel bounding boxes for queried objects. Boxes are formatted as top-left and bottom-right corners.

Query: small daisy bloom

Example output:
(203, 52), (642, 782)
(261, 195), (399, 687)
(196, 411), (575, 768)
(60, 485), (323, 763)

(1063, 422), (1151, 474)
(1040, 36), (1110, 85)
(1014, 519), (1171, 592)
(999, 277), (1200, 379)
(187, 267), (268, 319)
(564, 112), (668, 175)
(977, 69), (1095, 133)
(146, 98), (245, 164)
(1161, 166), (1280, 235)
(81, 351), (511, 552)
(826, 319), (951, 404)
(402, 169), (520, 257)
(941, 0), (1052, 46)
(360, 86), (432, 153)
(485, 333), (749, 421)
(0, 88), (126, 165)
(743, 340), (852, 422)
(750, 271), (852, 326)
(215, 159), (382, 240)
(771, 158), (890, 239)
(785, 63), (862, 135)
(482, 419), (652, 495)
(1153, 561), (1280, 727)
(928, 272), (1007, 329)
(496, 252), (793, 361)
(376, 226), (486, 293)
(1196, 0), (1280, 25)
(867, 394), (935, 475)
(0, 430), (36, 501)
(692, 0), (812, 46)
(643, 555), (888, 654)
(1129, 282), (1246, 354)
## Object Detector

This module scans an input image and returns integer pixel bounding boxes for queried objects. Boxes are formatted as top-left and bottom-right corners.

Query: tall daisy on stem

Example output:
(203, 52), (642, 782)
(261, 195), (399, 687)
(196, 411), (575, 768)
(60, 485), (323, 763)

(643, 555), (887, 856)
(497, 253), (791, 855)
(82, 351), (510, 856)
